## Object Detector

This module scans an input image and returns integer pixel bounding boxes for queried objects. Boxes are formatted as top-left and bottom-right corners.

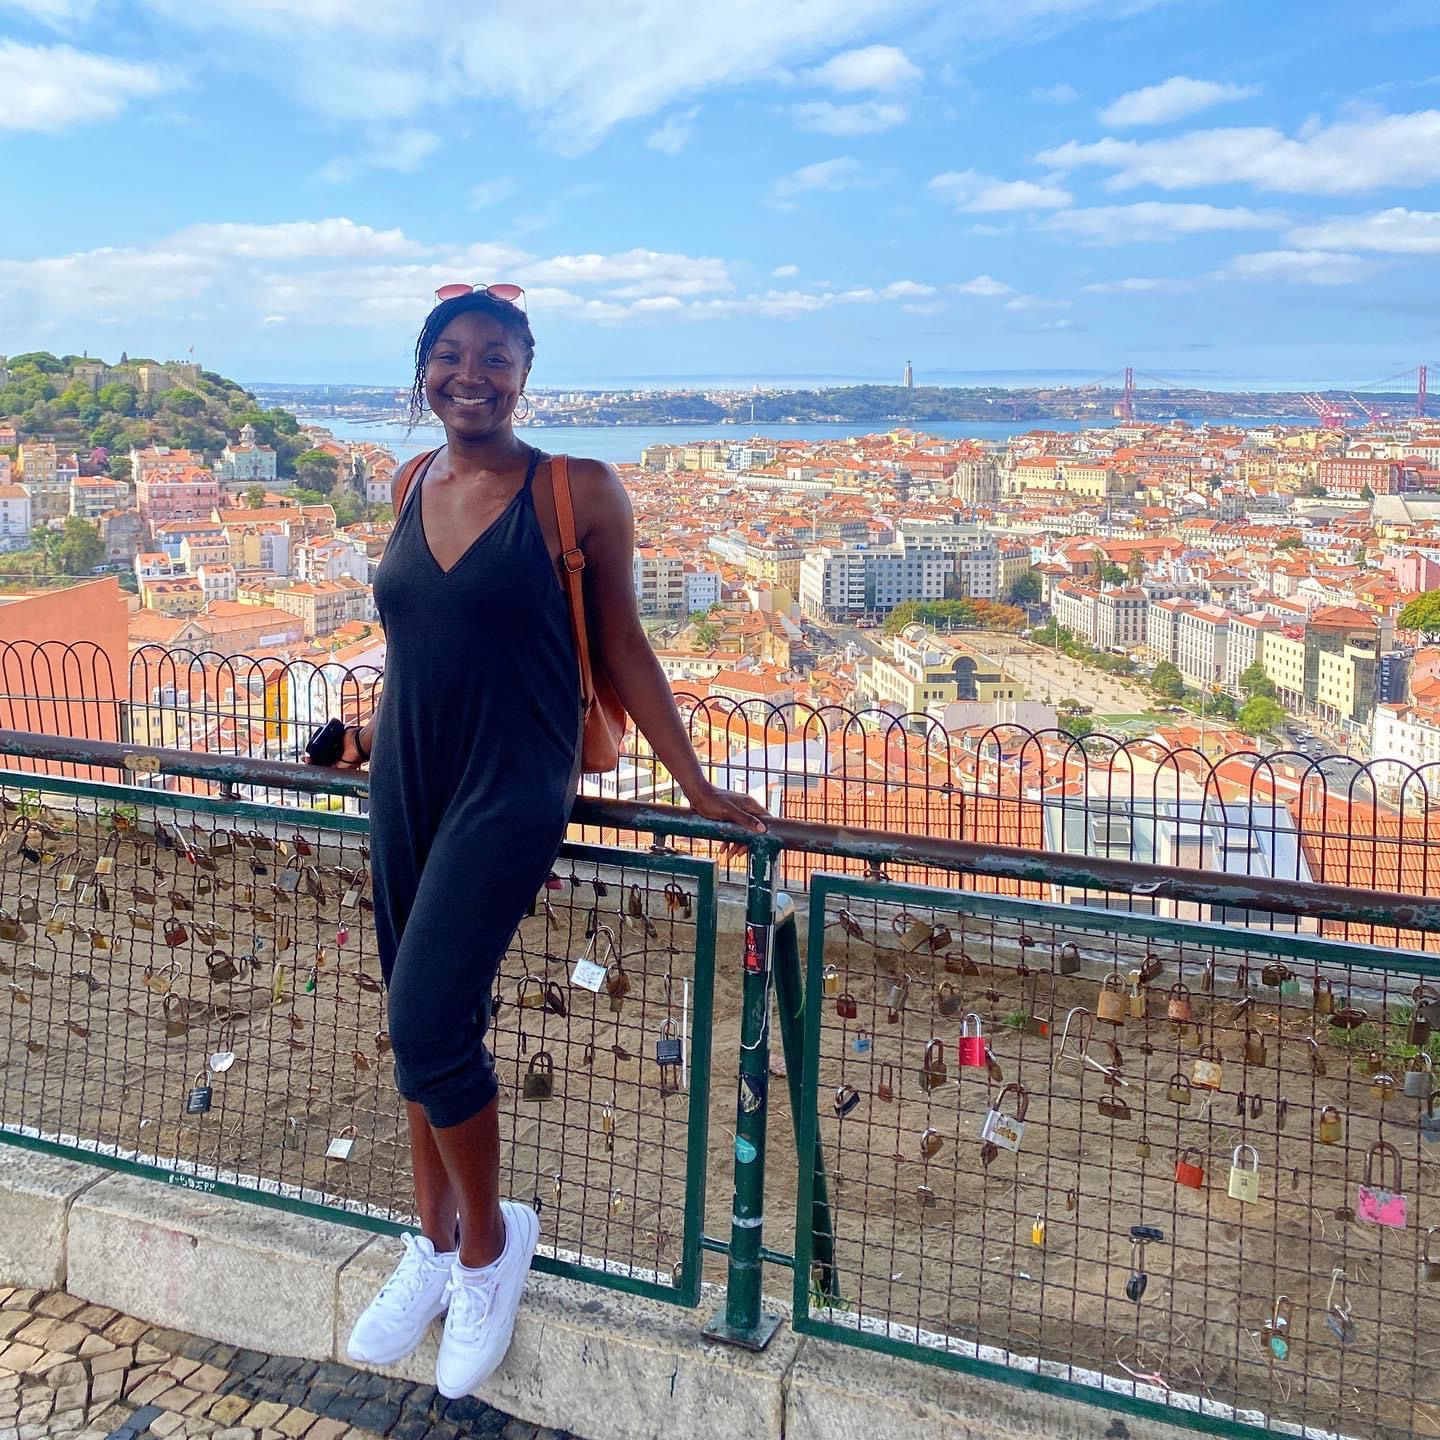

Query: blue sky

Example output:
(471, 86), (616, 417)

(3, 0), (1440, 391)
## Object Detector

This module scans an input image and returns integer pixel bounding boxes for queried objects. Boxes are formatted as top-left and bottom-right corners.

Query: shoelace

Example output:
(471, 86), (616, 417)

(443, 1272), (499, 1342)
(376, 1233), (444, 1309)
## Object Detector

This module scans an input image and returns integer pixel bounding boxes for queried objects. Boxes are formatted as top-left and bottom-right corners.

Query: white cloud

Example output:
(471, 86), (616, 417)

(318, 127), (439, 183)
(1215, 250), (1372, 286)
(137, 0), (924, 152)
(1032, 81), (1079, 104)
(806, 44), (921, 92)
(525, 249), (732, 298)
(1004, 294), (1071, 310)
(646, 106), (700, 155)
(0, 40), (178, 132)
(952, 274), (1014, 297)
(1039, 108), (1440, 194)
(1044, 201), (1283, 244)
(791, 100), (907, 134)
(1288, 207), (1440, 254)
(262, 315), (288, 326)
(930, 169), (1071, 211)
(772, 263), (800, 277)
(771, 156), (863, 202)
(1080, 276), (1189, 293)
(174, 219), (422, 259)
(1099, 75), (1259, 128)
(877, 279), (934, 297)
(470, 177), (519, 209)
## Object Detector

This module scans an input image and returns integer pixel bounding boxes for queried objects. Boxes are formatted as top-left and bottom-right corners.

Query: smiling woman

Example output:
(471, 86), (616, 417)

(305, 282), (770, 1401)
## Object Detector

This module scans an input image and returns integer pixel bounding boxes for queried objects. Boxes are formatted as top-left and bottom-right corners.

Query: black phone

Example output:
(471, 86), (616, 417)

(306, 717), (348, 766)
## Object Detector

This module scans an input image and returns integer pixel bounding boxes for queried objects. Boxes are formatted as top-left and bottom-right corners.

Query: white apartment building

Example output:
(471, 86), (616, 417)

(1175, 604), (1230, 689)
(1095, 588), (1147, 650)
(0, 484), (32, 544)
(1372, 704), (1440, 787)
(681, 564), (721, 614)
(893, 520), (998, 599)
(195, 563), (238, 604)
(69, 477), (128, 520)
(1146, 597), (1189, 664)
(798, 544), (951, 621)
(294, 536), (369, 585)
(1224, 611), (1281, 694)
(633, 546), (686, 616)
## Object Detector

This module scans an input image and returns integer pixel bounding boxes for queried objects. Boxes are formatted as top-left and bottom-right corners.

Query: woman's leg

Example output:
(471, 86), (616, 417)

(429, 1097), (505, 1268)
(407, 1100), (461, 1253)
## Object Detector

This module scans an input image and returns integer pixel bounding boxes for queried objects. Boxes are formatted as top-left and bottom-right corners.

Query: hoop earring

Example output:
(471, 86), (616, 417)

(514, 393), (532, 423)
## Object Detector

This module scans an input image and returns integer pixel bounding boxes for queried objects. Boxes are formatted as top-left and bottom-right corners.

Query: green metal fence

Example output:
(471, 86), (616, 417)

(0, 764), (717, 1308)
(9, 730), (1440, 1437)
(797, 874), (1440, 1439)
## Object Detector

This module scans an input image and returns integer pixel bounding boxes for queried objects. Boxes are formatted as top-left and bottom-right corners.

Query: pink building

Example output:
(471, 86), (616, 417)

(1382, 549), (1440, 595)
(135, 464), (221, 524)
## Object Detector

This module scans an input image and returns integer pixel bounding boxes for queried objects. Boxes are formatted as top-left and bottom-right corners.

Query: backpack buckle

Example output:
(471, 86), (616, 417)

(562, 547), (586, 574)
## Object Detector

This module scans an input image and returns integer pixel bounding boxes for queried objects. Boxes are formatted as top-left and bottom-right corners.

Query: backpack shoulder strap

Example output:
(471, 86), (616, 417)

(391, 448), (439, 516)
(550, 455), (596, 708)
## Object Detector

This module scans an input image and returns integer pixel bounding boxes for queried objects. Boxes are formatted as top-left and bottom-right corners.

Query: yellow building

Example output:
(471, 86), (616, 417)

(1262, 628), (1307, 711)
(867, 625), (1023, 712)
(142, 577), (205, 615)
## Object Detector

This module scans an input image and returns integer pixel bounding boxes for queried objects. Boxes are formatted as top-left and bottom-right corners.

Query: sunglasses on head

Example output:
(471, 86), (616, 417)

(435, 282), (526, 309)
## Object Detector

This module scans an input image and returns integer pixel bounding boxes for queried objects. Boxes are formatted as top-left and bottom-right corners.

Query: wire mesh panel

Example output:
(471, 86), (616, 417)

(796, 873), (1440, 1440)
(0, 770), (715, 1306)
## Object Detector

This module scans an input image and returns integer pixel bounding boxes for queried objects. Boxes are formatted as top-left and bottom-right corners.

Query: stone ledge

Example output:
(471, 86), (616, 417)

(337, 1236), (797, 1440)
(2, 1152), (1208, 1440)
(0, 1149), (106, 1291)
(786, 1331), (1200, 1440)
(66, 1172), (368, 1361)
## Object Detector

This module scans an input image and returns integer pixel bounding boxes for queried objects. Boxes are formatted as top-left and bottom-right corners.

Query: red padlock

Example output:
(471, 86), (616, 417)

(1175, 1147), (1205, 1190)
(958, 1012), (987, 1069)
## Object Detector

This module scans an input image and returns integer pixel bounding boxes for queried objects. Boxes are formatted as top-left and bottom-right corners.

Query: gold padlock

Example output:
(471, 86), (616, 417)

(919, 1038), (947, 1092)
(822, 964), (840, 999)
(1031, 1214), (1046, 1246)
(1192, 1045), (1224, 1090)
(1244, 1028), (1267, 1066)
(1318, 1105), (1343, 1145)
(1096, 972), (1127, 1024)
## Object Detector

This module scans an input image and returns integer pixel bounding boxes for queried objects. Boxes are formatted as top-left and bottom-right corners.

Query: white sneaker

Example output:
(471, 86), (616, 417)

(434, 1201), (540, 1398)
(347, 1232), (454, 1366)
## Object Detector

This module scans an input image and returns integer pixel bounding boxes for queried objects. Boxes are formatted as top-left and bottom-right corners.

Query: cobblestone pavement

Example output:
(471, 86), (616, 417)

(0, 1286), (577, 1440)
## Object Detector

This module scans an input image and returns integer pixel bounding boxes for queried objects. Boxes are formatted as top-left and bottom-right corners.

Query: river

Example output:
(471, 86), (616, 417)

(307, 415), (1309, 467)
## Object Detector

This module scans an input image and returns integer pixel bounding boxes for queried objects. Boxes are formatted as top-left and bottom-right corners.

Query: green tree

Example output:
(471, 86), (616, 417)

(1060, 714), (1094, 738)
(1275, 535), (1305, 551)
(96, 383), (136, 416)
(162, 388), (205, 418)
(1150, 660), (1185, 699)
(1099, 563), (1126, 586)
(1126, 554), (1144, 583)
(1360, 484), (1375, 502)
(1207, 692), (1237, 720)
(1238, 661), (1276, 699)
(694, 622), (720, 650)
(1007, 570), (1041, 605)
(1238, 695), (1286, 737)
(55, 517), (104, 575)
(293, 448), (341, 495)
(107, 454), (132, 482)
(245, 485), (266, 509)
(1399, 592), (1440, 641)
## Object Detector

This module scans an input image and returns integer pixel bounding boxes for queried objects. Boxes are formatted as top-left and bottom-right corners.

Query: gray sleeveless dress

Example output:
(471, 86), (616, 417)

(369, 446), (583, 1128)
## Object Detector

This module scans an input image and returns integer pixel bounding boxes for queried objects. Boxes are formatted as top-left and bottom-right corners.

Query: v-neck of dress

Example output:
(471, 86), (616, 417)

(416, 449), (534, 579)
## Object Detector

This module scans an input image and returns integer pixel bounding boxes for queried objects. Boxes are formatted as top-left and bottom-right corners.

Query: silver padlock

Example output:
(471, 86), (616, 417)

(1406, 1052), (1434, 1099)
(1227, 1143), (1260, 1204)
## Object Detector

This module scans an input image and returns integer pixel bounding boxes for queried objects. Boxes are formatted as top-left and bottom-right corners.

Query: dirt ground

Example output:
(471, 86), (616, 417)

(2, 794), (1438, 1438)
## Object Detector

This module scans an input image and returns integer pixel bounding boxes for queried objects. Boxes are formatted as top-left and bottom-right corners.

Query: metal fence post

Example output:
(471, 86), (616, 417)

(770, 896), (838, 1303)
(704, 837), (785, 1350)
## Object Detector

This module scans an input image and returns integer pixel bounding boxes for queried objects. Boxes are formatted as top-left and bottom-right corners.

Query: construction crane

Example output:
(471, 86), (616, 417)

(1300, 394), (1347, 431)
(1347, 394), (1381, 425)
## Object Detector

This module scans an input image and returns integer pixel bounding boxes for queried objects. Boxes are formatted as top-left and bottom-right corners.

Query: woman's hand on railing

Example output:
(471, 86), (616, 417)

(680, 777), (769, 857)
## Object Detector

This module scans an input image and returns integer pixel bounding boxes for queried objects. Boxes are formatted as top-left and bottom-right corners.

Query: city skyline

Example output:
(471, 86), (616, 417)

(3, 1), (1440, 386)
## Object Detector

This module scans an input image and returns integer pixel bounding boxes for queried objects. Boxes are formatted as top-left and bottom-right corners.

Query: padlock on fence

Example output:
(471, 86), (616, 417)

(980, 1083), (1029, 1154)
(656, 1018), (684, 1074)
(184, 1071), (213, 1115)
(1096, 972), (1127, 1024)
(1318, 1105), (1343, 1145)
(1264, 1297), (1293, 1360)
(1355, 1140), (1407, 1228)
(834, 1083), (861, 1118)
(524, 1050), (555, 1102)
(957, 1013), (987, 1068)
(919, 1038), (948, 1092)
(822, 964), (839, 999)
(1175, 1146), (1205, 1190)
(1166, 982), (1193, 1023)
(1167, 1072), (1193, 1107)
(1423, 1093), (1440, 1145)
(1228, 1144), (1260, 1204)
(1191, 1044), (1224, 1090)
(1406, 1053), (1435, 1099)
